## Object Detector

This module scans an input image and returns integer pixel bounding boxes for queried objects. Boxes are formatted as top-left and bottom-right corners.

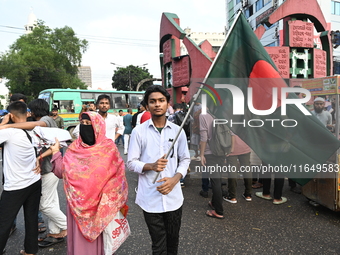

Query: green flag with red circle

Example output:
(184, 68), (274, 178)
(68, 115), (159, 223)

(201, 12), (340, 185)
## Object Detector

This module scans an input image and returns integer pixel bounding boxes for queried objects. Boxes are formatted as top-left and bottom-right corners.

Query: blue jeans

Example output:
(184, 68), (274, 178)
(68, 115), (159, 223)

(115, 135), (124, 145)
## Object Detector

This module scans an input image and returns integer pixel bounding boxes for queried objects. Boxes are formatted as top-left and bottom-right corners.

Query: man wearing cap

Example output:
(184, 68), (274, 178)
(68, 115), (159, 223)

(311, 97), (332, 128)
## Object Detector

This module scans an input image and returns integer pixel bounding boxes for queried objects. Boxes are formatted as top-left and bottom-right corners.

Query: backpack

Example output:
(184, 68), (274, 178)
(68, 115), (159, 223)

(208, 114), (232, 156)
(174, 111), (191, 139)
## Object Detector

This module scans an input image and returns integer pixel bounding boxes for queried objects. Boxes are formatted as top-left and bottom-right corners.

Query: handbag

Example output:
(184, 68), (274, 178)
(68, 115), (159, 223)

(103, 208), (130, 255)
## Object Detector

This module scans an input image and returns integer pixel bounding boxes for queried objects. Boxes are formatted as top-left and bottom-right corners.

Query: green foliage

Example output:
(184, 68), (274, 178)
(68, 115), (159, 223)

(0, 95), (4, 109)
(111, 65), (153, 91)
(0, 20), (88, 101)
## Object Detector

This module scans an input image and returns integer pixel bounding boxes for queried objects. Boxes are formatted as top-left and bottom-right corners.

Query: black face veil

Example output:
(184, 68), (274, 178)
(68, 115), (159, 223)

(80, 113), (95, 145)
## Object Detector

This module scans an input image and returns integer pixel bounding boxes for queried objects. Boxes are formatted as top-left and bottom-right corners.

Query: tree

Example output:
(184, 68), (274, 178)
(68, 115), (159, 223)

(111, 65), (153, 91)
(0, 20), (88, 101)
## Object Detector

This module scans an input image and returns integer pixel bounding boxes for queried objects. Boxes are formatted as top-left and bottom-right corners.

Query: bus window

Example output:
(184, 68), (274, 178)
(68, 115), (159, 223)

(81, 92), (94, 100)
(58, 100), (75, 113)
(38, 92), (51, 103)
(112, 94), (127, 109)
(129, 94), (144, 109)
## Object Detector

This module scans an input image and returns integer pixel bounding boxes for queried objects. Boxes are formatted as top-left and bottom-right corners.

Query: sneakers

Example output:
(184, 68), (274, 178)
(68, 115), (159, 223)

(195, 156), (201, 161)
(242, 194), (252, 202)
(199, 190), (208, 198)
(223, 197), (237, 204)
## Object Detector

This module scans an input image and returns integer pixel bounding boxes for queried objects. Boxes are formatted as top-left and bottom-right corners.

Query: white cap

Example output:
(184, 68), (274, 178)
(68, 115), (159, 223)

(314, 97), (325, 102)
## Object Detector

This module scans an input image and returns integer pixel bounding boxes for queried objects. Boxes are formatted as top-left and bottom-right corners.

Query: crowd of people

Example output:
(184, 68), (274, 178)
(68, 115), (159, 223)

(0, 88), (336, 255)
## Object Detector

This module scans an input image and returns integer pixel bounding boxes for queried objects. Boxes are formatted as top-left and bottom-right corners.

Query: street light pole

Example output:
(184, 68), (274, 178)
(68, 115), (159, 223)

(128, 68), (131, 91)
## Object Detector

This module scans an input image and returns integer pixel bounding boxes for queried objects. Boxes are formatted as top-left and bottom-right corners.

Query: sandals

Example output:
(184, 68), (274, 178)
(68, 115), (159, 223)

(38, 222), (46, 233)
(208, 201), (215, 210)
(19, 251), (32, 255)
(252, 182), (263, 189)
(38, 236), (64, 247)
(19, 250), (36, 255)
(38, 232), (47, 242)
(206, 210), (224, 219)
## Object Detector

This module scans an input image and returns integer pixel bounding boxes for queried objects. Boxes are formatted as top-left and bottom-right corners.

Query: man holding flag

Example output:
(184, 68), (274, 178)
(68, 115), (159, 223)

(127, 85), (190, 254)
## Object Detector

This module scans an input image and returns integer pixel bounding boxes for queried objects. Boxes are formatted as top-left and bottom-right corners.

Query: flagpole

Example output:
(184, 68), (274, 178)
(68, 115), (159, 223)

(152, 10), (244, 184)
(152, 84), (204, 184)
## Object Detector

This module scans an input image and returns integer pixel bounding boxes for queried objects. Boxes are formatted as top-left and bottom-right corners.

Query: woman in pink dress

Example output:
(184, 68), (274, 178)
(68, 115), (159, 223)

(44, 112), (128, 254)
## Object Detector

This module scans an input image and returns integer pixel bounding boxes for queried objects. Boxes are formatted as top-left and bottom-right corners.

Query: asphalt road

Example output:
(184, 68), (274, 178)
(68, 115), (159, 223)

(1, 145), (340, 255)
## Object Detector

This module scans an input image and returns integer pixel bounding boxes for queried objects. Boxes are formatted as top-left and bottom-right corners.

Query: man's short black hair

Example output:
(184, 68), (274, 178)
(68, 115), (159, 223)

(96, 94), (111, 105)
(28, 99), (49, 118)
(8, 101), (27, 116)
(119, 110), (123, 113)
(173, 103), (183, 111)
(140, 100), (147, 108)
(10, 93), (27, 103)
(52, 107), (58, 111)
(143, 85), (170, 105)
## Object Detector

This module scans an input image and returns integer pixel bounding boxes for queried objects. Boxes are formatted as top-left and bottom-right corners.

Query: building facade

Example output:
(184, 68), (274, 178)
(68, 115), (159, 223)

(77, 66), (92, 88)
(226, 0), (283, 47)
(180, 28), (226, 55)
(323, 0), (340, 73)
(226, 0), (340, 74)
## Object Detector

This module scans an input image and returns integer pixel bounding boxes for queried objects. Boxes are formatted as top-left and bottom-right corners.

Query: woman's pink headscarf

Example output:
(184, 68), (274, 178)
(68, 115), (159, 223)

(63, 111), (128, 242)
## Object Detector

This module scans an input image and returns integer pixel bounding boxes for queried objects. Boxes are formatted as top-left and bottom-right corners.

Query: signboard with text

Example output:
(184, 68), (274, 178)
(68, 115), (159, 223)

(300, 76), (340, 95)
(288, 20), (314, 48)
(313, 48), (327, 78)
(266, 46), (290, 78)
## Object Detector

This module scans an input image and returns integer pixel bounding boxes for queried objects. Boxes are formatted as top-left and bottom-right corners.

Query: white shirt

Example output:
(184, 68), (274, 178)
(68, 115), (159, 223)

(136, 111), (145, 125)
(311, 110), (332, 127)
(0, 128), (40, 191)
(72, 124), (80, 138)
(104, 114), (125, 141)
(127, 119), (190, 213)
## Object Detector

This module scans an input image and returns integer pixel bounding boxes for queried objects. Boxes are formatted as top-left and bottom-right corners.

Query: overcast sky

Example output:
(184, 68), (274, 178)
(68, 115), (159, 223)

(0, 0), (226, 92)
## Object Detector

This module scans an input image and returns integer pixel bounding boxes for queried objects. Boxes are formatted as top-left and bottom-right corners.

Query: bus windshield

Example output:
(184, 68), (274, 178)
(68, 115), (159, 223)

(38, 92), (51, 103)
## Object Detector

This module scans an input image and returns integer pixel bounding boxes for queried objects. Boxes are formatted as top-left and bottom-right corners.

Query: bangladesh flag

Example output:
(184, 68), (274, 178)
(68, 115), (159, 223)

(199, 12), (340, 185)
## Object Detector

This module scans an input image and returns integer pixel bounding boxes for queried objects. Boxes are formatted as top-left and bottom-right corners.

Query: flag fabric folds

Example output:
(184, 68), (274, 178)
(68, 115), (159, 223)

(202, 12), (340, 185)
